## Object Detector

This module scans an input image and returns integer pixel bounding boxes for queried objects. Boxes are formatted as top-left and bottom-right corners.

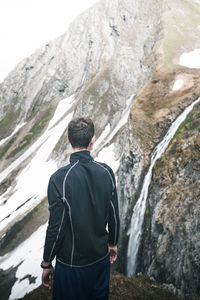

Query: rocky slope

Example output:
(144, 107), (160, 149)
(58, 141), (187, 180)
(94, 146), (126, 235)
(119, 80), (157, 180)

(0, 0), (200, 299)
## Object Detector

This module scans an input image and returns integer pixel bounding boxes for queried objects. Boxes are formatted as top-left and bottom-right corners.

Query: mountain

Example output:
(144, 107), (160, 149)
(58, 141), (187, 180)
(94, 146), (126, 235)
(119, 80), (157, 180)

(0, 0), (200, 299)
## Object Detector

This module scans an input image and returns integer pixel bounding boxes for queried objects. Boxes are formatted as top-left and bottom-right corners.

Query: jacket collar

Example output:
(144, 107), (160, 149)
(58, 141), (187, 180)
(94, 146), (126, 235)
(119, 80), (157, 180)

(70, 150), (93, 163)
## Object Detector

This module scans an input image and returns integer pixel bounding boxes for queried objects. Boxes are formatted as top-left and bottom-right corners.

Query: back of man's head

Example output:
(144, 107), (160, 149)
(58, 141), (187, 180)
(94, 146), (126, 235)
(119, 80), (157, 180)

(68, 117), (95, 149)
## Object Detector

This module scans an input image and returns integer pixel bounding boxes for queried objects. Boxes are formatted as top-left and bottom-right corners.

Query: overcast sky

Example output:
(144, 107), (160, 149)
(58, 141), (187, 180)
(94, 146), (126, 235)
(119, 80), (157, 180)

(0, 0), (97, 83)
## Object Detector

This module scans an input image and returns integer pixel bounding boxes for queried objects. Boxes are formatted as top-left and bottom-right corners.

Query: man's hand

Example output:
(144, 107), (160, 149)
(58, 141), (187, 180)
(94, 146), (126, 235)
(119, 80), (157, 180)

(108, 245), (118, 264)
(42, 267), (54, 290)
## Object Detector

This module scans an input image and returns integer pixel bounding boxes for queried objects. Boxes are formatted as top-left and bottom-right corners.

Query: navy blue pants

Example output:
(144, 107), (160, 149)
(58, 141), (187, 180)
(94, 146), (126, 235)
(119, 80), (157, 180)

(53, 256), (110, 300)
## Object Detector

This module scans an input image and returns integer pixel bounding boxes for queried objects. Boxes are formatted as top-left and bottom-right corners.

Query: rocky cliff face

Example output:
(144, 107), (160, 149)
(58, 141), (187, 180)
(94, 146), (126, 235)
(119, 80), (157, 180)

(0, 0), (200, 298)
(139, 102), (200, 296)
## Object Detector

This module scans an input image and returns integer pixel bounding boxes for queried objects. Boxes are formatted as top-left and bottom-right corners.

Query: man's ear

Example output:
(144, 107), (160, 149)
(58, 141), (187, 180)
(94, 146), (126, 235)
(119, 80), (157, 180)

(90, 136), (95, 146)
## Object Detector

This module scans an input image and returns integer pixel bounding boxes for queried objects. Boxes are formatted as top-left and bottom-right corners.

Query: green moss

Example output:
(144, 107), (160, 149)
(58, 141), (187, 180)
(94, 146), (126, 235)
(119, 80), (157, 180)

(144, 111), (154, 120)
(0, 134), (18, 159)
(153, 113), (194, 170)
(6, 106), (53, 159)
(152, 155), (165, 181)
(173, 120), (188, 140)
(156, 154), (165, 167)
(0, 106), (20, 138)
(172, 108), (199, 141)
(6, 134), (32, 158)
(30, 106), (53, 135)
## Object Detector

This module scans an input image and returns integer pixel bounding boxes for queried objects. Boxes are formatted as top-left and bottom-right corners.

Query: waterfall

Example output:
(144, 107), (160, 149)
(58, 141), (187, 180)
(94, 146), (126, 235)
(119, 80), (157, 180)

(127, 97), (200, 277)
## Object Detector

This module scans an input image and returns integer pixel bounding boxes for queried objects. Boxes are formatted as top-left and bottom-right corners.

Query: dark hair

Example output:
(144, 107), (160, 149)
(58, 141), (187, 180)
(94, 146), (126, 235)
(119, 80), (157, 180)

(68, 118), (95, 149)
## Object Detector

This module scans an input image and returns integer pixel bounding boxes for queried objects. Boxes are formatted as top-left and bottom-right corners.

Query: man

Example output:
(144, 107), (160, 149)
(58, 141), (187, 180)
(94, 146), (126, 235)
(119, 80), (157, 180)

(41, 117), (120, 300)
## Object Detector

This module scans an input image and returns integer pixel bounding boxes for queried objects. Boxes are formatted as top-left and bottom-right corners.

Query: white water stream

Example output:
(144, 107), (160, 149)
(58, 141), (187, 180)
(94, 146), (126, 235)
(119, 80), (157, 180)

(127, 97), (200, 276)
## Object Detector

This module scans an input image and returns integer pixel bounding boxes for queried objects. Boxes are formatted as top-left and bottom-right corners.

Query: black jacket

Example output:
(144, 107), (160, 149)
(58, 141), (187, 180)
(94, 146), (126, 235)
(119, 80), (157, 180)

(43, 150), (120, 268)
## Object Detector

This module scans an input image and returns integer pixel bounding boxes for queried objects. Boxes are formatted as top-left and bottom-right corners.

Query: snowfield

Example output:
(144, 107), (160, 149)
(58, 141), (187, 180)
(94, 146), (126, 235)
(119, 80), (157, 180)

(0, 92), (133, 299)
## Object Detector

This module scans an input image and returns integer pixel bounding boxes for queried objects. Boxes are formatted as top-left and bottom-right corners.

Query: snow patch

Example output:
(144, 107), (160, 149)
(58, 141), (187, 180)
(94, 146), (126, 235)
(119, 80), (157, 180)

(97, 94), (134, 151)
(172, 79), (184, 91)
(179, 48), (200, 68)
(93, 124), (111, 151)
(0, 223), (47, 299)
(96, 143), (120, 173)
(94, 94), (135, 173)
(47, 95), (74, 129)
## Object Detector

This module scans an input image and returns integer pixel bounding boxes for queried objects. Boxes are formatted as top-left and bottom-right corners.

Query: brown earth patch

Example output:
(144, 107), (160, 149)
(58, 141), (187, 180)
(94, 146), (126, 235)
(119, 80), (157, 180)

(130, 66), (200, 163)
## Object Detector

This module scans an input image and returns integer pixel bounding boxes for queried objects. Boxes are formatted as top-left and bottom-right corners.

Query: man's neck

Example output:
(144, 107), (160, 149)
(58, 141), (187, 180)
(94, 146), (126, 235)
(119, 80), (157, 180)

(72, 147), (90, 153)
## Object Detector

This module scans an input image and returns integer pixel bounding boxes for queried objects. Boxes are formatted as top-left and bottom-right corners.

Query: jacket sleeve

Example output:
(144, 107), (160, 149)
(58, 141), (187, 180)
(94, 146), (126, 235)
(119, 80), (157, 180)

(108, 169), (120, 246)
(43, 176), (66, 262)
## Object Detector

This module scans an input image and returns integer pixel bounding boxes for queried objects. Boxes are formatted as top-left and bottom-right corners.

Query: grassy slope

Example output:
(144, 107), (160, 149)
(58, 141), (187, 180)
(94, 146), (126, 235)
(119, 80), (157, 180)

(160, 0), (200, 70)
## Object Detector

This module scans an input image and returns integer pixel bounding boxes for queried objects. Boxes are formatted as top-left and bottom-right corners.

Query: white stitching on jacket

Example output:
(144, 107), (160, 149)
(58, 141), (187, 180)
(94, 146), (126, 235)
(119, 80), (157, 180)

(110, 201), (117, 245)
(63, 160), (79, 199)
(93, 161), (115, 190)
(62, 160), (79, 267)
(93, 161), (117, 244)
(57, 252), (109, 268)
(62, 196), (75, 267)
(48, 209), (65, 262)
